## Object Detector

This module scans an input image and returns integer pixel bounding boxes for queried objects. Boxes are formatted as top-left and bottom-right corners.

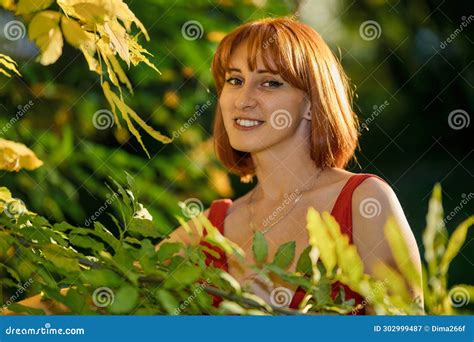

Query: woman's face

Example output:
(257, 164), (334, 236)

(219, 42), (311, 153)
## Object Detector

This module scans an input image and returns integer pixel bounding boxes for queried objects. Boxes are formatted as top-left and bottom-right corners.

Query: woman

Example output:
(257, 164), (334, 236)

(169, 17), (423, 314)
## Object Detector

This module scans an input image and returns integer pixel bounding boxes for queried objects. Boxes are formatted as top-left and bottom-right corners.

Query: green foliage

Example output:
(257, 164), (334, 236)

(0, 180), (472, 315)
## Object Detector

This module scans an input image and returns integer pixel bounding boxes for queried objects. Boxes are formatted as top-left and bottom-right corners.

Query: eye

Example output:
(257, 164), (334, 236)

(225, 77), (242, 86)
(262, 80), (283, 88)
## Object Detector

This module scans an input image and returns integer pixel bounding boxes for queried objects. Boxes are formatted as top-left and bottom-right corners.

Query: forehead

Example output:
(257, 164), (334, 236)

(225, 40), (279, 73)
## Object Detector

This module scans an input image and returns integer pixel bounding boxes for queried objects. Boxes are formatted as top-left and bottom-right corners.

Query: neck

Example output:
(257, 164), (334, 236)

(251, 120), (323, 201)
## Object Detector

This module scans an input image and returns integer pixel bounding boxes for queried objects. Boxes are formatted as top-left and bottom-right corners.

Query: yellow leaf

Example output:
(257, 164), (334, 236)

(0, 187), (13, 202)
(112, 0), (149, 40)
(16, 0), (53, 14)
(373, 262), (412, 303)
(0, 54), (21, 77)
(0, 138), (43, 172)
(97, 40), (120, 88)
(384, 216), (421, 291)
(72, 2), (108, 23)
(28, 11), (63, 65)
(61, 15), (88, 47)
(306, 208), (336, 276)
(28, 10), (60, 40)
(108, 51), (133, 93)
(36, 26), (63, 65)
(440, 216), (474, 276)
(101, 81), (121, 128)
(79, 35), (101, 74)
(322, 211), (364, 284)
(127, 36), (160, 74)
(0, 68), (11, 77)
(197, 214), (244, 258)
(103, 84), (172, 147)
(103, 20), (130, 66)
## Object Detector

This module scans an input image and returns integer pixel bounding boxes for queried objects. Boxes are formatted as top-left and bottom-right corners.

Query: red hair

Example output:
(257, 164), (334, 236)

(211, 17), (359, 182)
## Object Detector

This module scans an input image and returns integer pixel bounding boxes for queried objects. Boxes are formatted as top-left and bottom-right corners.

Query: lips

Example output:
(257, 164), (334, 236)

(233, 117), (265, 130)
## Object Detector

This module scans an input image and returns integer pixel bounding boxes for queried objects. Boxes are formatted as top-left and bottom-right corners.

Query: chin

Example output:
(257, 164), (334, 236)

(229, 139), (272, 154)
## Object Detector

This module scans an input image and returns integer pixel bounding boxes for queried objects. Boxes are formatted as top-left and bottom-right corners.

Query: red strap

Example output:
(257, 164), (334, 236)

(201, 199), (232, 272)
(200, 199), (232, 308)
(206, 199), (233, 236)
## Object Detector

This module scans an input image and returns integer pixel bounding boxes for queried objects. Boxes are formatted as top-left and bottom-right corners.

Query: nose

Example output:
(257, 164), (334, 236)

(234, 84), (257, 110)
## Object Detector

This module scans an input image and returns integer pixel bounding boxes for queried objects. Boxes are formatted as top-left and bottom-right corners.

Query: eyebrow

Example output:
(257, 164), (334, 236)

(226, 67), (278, 74)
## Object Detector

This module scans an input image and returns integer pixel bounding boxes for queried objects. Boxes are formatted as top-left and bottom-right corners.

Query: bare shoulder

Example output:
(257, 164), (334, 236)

(351, 175), (421, 275)
(352, 175), (405, 227)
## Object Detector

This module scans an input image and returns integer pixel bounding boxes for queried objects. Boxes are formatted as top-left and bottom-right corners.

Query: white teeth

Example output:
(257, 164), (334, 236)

(236, 119), (263, 127)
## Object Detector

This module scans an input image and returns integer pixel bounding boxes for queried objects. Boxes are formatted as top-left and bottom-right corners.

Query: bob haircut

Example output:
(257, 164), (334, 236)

(211, 17), (359, 182)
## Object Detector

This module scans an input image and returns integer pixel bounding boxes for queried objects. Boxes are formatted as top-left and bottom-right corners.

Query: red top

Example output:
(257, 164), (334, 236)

(200, 173), (385, 314)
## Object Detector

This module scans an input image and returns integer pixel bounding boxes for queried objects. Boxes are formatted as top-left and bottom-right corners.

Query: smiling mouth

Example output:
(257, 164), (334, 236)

(234, 118), (265, 128)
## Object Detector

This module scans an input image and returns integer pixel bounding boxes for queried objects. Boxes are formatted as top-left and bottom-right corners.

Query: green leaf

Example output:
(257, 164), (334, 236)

(5, 303), (46, 315)
(440, 216), (474, 276)
(422, 183), (448, 276)
(42, 244), (80, 272)
(252, 231), (268, 264)
(295, 246), (312, 275)
(80, 269), (123, 288)
(109, 285), (139, 314)
(313, 277), (332, 305)
(155, 289), (180, 315)
(272, 241), (295, 269)
(156, 242), (182, 263)
(127, 217), (162, 238)
(69, 235), (105, 252)
(163, 264), (202, 290)
(94, 222), (120, 252)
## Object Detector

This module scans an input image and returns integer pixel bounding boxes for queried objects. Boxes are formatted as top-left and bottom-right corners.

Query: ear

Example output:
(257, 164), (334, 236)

(303, 110), (312, 121)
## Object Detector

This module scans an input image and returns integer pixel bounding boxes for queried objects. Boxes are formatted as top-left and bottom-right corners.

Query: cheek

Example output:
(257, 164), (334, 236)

(218, 91), (233, 112)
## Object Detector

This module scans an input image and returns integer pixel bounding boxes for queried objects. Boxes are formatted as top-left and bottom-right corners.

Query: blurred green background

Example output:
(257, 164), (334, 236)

(1, 0), (472, 290)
